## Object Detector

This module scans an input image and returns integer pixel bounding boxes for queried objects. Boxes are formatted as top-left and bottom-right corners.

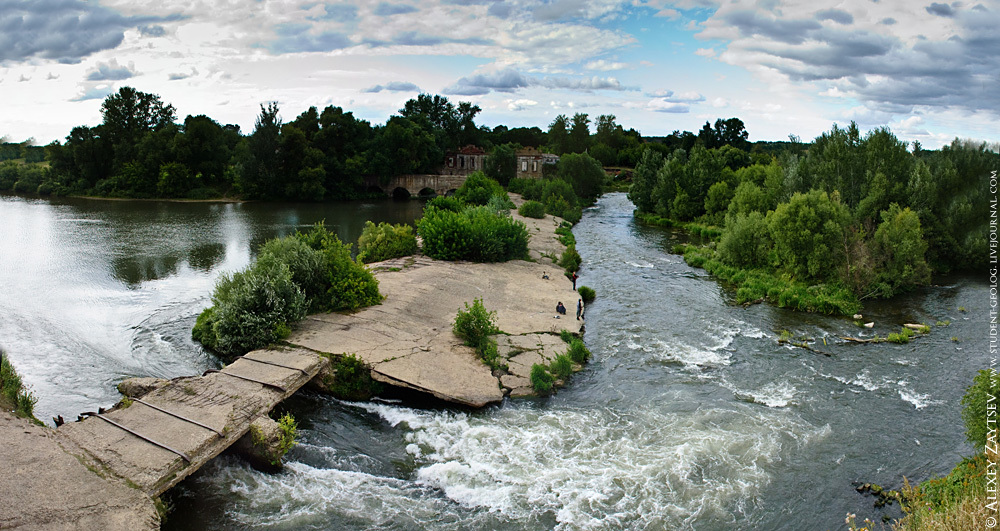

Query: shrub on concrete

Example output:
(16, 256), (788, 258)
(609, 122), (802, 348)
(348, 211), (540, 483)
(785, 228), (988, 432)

(577, 285), (596, 303)
(550, 354), (573, 380)
(206, 256), (308, 358)
(454, 298), (501, 350)
(295, 223), (382, 311)
(327, 353), (382, 401)
(567, 339), (591, 364)
(518, 200), (546, 219)
(530, 363), (554, 394)
(418, 205), (529, 262)
(356, 221), (418, 264)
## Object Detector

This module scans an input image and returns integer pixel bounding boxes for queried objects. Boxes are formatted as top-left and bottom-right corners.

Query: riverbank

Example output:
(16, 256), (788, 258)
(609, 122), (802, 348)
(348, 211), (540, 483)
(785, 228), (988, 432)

(285, 195), (585, 406)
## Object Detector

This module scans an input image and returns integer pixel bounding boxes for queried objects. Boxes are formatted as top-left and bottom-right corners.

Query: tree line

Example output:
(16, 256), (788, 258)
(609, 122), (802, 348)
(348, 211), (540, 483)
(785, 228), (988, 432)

(629, 121), (997, 299)
(0, 87), (651, 200)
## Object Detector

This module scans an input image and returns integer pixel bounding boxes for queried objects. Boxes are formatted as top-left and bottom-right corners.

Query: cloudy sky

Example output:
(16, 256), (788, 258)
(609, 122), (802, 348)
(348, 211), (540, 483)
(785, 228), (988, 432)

(1, 0), (997, 148)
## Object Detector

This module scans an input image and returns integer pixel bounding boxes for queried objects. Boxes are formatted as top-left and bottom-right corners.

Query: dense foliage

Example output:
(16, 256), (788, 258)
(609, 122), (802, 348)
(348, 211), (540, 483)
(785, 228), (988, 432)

(356, 221), (418, 264)
(325, 353), (383, 401)
(517, 200), (546, 219)
(418, 201), (529, 262)
(961, 369), (996, 450)
(193, 224), (381, 359)
(631, 122), (996, 305)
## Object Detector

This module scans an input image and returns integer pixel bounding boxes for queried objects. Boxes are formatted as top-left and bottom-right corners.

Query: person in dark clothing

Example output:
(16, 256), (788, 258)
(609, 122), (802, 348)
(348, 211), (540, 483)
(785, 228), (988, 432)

(576, 299), (583, 320)
(556, 302), (566, 315)
(571, 272), (578, 290)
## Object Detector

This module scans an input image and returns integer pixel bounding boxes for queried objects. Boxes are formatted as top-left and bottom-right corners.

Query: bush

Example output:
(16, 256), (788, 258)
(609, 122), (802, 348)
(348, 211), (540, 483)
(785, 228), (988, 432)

(486, 193), (515, 215)
(555, 226), (575, 246)
(530, 363), (554, 394)
(0, 350), (36, 419)
(559, 244), (582, 272)
(577, 285), (596, 303)
(518, 200), (546, 219)
(454, 171), (507, 206)
(550, 354), (574, 380)
(191, 307), (219, 350)
(326, 353), (382, 401)
(426, 195), (463, 212)
(205, 257), (308, 358)
(295, 223), (382, 311)
(454, 299), (506, 370)
(356, 221), (418, 264)
(418, 205), (529, 262)
(961, 369), (997, 449)
(258, 235), (327, 306)
(567, 339), (591, 364)
(559, 329), (574, 343)
(454, 298), (501, 350)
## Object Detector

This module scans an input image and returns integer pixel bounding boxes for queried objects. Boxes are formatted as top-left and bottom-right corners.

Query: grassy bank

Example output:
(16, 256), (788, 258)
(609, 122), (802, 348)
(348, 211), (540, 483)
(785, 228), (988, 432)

(0, 350), (38, 421)
(848, 453), (992, 531)
(673, 243), (861, 315)
(635, 211), (860, 315)
(634, 211), (723, 240)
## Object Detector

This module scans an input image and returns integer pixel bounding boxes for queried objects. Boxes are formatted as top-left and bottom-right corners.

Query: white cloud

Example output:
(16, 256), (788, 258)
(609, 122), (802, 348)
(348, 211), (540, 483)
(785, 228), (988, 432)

(585, 59), (629, 71)
(508, 98), (538, 111)
(694, 48), (716, 58)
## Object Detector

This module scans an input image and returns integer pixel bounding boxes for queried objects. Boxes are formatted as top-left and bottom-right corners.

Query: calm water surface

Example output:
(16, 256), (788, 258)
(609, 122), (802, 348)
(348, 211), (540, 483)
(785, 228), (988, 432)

(0, 193), (986, 530)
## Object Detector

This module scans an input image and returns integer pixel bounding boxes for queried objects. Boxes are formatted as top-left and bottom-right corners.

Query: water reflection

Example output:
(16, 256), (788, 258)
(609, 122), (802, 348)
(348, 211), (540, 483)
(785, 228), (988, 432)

(0, 194), (425, 421)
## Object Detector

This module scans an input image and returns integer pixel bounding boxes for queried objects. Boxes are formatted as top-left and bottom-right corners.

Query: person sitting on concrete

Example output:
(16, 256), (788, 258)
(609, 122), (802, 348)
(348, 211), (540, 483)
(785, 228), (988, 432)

(542, 271), (549, 279)
(556, 302), (566, 315)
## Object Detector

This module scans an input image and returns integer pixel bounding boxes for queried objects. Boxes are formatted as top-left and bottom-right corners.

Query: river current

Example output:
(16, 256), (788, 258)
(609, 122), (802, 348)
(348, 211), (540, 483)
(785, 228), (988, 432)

(0, 193), (986, 530)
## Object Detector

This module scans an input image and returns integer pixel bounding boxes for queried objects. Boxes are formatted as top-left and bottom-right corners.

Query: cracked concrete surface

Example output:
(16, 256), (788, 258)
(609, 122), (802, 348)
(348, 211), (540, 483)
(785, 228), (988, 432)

(287, 199), (584, 406)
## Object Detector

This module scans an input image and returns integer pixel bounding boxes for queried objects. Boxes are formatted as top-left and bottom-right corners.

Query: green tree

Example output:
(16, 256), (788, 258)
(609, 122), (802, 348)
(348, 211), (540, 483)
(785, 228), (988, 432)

(100, 87), (176, 169)
(174, 115), (231, 186)
(568, 113), (591, 154)
(768, 190), (851, 282)
(557, 152), (605, 202)
(547, 115), (569, 155)
(484, 144), (516, 186)
(628, 148), (663, 213)
(237, 102), (282, 199)
(718, 211), (771, 268)
(870, 204), (931, 296)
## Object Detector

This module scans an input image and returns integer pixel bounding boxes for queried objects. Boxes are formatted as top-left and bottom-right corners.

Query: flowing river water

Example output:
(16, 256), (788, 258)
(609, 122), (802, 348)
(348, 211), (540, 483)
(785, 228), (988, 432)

(0, 192), (986, 530)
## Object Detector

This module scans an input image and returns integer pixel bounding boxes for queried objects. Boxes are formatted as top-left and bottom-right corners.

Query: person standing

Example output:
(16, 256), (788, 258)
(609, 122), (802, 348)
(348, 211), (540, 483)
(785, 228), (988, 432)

(571, 271), (578, 290)
(576, 298), (584, 320)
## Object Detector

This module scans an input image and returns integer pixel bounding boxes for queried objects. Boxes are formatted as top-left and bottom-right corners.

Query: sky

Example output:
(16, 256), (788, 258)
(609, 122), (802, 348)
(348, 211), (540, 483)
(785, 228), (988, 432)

(1, 0), (997, 148)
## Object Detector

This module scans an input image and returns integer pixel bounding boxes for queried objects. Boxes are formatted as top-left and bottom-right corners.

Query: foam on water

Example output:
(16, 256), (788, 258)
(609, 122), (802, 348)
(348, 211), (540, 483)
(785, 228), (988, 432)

(325, 400), (828, 529)
(726, 379), (798, 408)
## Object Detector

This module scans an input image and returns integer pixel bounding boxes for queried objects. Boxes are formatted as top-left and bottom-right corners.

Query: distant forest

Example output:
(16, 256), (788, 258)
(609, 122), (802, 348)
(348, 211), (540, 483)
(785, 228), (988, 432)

(1, 86), (825, 201)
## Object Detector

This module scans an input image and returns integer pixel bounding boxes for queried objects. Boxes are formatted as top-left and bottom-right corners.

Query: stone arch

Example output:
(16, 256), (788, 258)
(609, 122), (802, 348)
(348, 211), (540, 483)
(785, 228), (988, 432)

(418, 187), (437, 197)
(391, 187), (412, 199)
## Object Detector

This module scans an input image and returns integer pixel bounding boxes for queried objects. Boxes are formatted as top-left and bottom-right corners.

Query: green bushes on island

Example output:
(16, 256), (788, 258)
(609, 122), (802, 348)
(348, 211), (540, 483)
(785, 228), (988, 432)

(517, 200), (546, 219)
(356, 221), (418, 264)
(0, 350), (37, 420)
(530, 363), (555, 394)
(418, 204), (529, 263)
(193, 223), (381, 359)
(453, 298), (504, 371)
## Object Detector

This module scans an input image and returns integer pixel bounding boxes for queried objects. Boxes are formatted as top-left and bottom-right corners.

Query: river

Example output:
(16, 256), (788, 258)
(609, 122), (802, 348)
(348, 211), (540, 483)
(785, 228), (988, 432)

(0, 192), (985, 530)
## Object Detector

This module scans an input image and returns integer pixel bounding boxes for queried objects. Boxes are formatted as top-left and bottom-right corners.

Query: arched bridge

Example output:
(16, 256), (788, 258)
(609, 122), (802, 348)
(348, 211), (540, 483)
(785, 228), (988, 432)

(365, 174), (470, 198)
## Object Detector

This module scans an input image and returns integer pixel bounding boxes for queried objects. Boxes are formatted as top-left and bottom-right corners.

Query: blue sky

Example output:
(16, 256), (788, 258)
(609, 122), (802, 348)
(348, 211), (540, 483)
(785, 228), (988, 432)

(1, 0), (997, 148)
